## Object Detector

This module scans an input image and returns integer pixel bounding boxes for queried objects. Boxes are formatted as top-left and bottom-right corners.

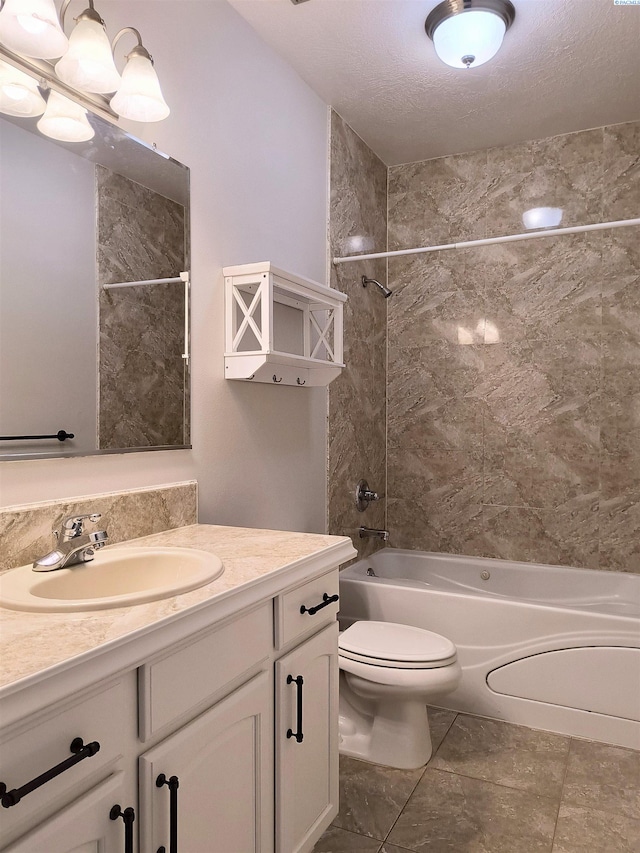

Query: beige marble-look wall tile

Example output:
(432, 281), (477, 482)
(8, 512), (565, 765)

(0, 482), (197, 571)
(483, 235), (602, 343)
(482, 502), (600, 570)
(480, 339), (601, 457)
(387, 343), (484, 454)
(602, 229), (640, 339)
(388, 149), (488, 251)
(599, 451), (640, 571)
(328, 111), (388, 560)
(603, 121), (640, 222)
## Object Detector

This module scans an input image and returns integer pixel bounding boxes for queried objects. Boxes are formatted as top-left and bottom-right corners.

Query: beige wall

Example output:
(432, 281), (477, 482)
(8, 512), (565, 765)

(328, 113), (388, 559)
(386, 121), (640, 571)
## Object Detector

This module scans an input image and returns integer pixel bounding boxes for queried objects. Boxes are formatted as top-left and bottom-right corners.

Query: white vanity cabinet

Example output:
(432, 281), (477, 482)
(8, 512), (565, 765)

(140, 672), (273, 853)
(0, 562), (343, 853)
(4, 773), (133, 853)
(275, 624), (339, 853)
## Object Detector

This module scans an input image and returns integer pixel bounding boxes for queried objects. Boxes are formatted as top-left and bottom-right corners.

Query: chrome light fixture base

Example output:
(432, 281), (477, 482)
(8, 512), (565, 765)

(425, 0), (516, 39)
(426, 0), (516, 69)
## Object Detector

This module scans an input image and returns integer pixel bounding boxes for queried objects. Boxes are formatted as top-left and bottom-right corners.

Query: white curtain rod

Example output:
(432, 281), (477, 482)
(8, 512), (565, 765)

(102, 274), (185, 290)
(332, 217), (640, 265)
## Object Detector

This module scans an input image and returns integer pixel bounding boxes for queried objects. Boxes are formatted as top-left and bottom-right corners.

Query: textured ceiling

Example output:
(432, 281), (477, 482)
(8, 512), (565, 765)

(227, 0), (640, 165)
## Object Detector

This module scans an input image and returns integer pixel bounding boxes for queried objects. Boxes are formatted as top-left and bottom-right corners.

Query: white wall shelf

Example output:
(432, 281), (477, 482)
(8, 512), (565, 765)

(224, 262), (347, 387)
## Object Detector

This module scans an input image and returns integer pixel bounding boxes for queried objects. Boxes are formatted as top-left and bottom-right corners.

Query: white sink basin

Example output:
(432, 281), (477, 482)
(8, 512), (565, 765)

(0, 547), (224, 612)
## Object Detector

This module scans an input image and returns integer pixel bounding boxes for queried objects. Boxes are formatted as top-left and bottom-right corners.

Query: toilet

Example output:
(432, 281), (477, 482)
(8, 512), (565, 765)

(338, 620), (461, 769)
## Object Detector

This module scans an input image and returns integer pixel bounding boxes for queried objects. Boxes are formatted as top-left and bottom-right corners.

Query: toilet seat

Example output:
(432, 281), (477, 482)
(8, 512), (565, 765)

(339, 620), (457, 669)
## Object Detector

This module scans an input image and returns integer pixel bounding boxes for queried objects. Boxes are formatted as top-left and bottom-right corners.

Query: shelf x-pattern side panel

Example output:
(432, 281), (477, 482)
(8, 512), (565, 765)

(310, 308), (336, 362)
(232, 285), (264, 353)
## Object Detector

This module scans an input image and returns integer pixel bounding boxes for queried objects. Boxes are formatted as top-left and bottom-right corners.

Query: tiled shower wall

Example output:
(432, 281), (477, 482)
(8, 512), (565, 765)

(386, 121), (639, 571)
(97, 166), (188, 449)
(328, 112), (388, 559)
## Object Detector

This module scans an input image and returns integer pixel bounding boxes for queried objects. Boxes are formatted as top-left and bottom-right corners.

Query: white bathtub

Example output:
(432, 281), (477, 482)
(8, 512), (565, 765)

(338, 549), (640, 750)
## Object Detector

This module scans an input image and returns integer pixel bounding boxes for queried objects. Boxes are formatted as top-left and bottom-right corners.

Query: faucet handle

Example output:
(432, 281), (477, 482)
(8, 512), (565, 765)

(355, 480), (381, 512)
(57, 513), (102, 540)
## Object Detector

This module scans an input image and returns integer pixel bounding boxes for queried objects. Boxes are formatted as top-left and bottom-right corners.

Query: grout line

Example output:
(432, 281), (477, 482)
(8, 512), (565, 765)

(549, 737), (575, 850)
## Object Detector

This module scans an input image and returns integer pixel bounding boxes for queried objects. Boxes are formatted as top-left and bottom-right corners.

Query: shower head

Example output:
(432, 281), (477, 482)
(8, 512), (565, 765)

(362, 275), (393, 298)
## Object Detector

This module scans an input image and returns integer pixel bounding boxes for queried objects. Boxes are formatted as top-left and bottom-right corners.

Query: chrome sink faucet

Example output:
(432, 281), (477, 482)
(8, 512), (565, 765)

(32, 513), (109, 572)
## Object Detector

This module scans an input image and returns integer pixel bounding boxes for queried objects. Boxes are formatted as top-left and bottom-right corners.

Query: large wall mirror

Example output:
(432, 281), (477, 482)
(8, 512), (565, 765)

(0, 66), (190, 461)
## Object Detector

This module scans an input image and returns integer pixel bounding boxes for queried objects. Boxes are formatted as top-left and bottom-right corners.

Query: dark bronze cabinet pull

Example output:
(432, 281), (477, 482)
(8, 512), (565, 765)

(300, 592), (339, 616)
(286, 675), (304, 743)
(110, 805), (135, 853)
(156, 773), (179, 853)
(0, 737), (100, 808)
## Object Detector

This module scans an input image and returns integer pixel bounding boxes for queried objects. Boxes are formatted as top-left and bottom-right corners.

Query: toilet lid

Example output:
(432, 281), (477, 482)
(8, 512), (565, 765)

(339, 621), (457, 667)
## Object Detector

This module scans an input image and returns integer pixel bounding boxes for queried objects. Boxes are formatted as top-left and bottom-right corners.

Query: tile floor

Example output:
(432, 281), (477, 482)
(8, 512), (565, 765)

(313, 708), (640, 853)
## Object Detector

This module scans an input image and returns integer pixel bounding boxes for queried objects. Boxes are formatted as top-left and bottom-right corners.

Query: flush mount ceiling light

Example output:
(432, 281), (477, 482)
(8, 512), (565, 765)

(425, 0), (516, 70)
(0, 0), (68, 59)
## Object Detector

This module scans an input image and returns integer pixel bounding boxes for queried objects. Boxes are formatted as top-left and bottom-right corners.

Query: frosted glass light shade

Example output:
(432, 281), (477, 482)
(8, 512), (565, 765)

(0, 60), (46, 116)
(110, 53), (169, 122)
(0, 0), (68, 59)
(55, 17), (121, 93)
(433, 10), (506, 68)
(37, 90), (94, 141)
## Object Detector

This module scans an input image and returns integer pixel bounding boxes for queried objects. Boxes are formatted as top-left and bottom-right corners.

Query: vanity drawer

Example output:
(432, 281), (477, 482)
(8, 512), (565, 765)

(0, 674), (135, 848)
(139, 601), (272, 740)
(275, 569), (340, 649)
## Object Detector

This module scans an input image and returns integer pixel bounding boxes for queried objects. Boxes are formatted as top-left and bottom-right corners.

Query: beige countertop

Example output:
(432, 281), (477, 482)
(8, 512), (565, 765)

(0, 524), (355, 699)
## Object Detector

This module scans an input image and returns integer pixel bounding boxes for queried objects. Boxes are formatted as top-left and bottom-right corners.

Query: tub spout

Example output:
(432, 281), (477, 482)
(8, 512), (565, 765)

(358, 527), (389, 541)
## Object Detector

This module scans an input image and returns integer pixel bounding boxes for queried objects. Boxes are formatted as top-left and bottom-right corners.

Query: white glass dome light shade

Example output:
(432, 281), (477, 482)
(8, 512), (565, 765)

(55, 14), (121, 94)
(110, 50), (169, 122)
(425, 0), (516, 70)
(0, 59), (46, 116)
(433, 10), (505, 68)
(0, 0), (68, 59)
(36, 89), (94, 141)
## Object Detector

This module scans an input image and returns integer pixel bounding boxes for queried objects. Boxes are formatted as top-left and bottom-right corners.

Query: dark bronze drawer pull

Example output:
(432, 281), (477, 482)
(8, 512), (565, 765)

(110, 804), (135, 853)
(300, 592), (339, 616)
(0, 737), (100, 809)
(286, 674), (304, 743)
(156, 773), (179, 853)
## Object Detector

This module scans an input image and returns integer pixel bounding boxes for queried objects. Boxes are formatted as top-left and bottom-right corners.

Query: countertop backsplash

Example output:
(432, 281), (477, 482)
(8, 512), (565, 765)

(0, 481), (197, 572)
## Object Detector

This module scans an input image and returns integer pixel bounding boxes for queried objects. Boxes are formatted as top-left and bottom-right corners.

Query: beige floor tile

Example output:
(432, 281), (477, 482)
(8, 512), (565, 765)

(313, 825), (382, 853)
(332, 755), (424, 840)
(387, 768), (557, 852)
(552, 804), (640, 853)
(561, 738), (640, 821)
(430, 713), (570, 798)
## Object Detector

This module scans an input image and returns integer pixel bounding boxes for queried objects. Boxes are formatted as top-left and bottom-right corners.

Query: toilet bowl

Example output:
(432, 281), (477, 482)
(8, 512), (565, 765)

(338, 620), (461, 769)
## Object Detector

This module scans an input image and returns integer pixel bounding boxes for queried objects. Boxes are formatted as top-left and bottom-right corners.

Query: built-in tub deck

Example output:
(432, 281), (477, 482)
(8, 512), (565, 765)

(339, 550), (640, 750)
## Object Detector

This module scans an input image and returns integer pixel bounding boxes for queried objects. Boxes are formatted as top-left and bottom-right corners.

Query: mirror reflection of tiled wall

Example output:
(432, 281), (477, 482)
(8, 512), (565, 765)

(97, 166), (188, 449)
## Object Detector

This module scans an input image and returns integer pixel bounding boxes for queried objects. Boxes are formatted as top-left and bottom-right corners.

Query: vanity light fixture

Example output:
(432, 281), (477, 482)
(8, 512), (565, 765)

(0, 0), (67, 59)
(109, 27), (169, 122)
(425, 0), (516, 70)
(0, 0), (170, 123)
(0, 56), (45, 114)
(55, 0), (119, 93)
(36, 87), (93, 140)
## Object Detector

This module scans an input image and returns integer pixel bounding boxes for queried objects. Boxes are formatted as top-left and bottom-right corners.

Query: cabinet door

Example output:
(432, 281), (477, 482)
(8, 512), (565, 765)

(2, 773), (133, 853)
(139, 671), (273, 853)
(275, 623), (339, 853)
